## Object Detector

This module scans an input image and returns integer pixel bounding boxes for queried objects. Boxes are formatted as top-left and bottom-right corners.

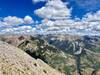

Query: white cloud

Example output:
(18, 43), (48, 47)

(35, 0), (100, 36)
(24, 15), (34, 24)
(3, 16), (24, 26)
(32, 0), (46, 3)
(35, 0), (71, 20)
(0, 16), (36, 35)
(0, 16), (34, 27)
(0, 26), (37, 35)
(0, 0), (100, 36)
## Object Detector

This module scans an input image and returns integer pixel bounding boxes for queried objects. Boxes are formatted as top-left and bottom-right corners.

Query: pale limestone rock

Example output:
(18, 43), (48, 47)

(0, 41), (64, 75)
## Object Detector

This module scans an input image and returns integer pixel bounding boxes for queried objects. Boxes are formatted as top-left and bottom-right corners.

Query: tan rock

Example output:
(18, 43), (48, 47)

(0, 41), (64, 75)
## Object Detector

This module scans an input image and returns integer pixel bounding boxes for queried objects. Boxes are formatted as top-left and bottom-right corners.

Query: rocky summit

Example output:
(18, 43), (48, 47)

(0, 41), (64, 75)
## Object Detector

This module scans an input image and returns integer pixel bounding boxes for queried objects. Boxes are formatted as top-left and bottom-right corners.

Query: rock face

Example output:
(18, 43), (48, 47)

(0, 35), (30, 47)
(0, 41), (64, 75)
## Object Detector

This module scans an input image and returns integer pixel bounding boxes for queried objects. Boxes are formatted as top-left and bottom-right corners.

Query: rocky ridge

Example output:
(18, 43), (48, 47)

(0, 41), (64, 75)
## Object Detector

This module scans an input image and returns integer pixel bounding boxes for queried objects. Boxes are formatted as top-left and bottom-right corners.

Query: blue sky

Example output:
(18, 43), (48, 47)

(68, 0), (100, 18)
(0, 0), (100, 36)
(0, 0), (46, 20)
(0, 0), (100, 19)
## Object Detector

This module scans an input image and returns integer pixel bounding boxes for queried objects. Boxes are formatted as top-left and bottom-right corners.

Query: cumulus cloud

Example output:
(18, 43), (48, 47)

(3, 16), (24, 26)
(0, 0), (100, 36)
(35, 0), (71, 20)
(0, 26), (37, 35)
(0, 16), (36, 35)
(35, 0), (100, 36)
(24, 15), (34, 24)
(37, 11), (100, 36)
(0, 16), (34, 27)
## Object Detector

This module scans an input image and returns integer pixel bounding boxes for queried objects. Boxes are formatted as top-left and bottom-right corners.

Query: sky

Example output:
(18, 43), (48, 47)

(0, 0), (45, 20)
(0, 0), (100, 19)
(0, 0), (100, 36)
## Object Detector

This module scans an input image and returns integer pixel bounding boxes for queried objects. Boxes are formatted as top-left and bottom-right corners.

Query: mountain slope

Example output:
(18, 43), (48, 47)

(0, 41), (64, 75)
(0, 35), (100, 75)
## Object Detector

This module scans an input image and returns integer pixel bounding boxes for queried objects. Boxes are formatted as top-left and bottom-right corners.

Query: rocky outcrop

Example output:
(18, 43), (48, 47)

(0, 41), (64, 75)
(0, 35), (30, 47)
